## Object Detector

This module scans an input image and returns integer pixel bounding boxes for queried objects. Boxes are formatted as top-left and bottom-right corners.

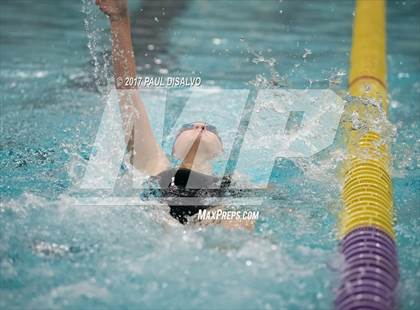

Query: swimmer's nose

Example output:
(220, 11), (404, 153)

(194, 124), (206, 131)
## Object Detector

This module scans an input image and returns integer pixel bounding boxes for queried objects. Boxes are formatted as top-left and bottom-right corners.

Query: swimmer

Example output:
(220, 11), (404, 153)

(96, 0), (254, 230)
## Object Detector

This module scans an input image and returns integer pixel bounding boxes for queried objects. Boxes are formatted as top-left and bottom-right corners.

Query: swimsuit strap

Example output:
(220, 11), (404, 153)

(151, 167), (228, 224)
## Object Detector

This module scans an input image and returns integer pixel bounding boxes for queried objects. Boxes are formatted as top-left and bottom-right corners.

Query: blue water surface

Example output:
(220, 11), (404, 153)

(1, 0), (419, 309)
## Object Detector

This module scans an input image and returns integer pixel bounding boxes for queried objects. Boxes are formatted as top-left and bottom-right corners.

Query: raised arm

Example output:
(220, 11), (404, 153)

(96, 0), (170, 176)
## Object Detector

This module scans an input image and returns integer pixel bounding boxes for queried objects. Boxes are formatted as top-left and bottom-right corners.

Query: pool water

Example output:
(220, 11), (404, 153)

(1, 0), (419, 309)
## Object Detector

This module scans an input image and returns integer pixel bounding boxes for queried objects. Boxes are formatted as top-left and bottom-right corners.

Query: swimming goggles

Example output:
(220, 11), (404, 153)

(174, 122), (222, 143)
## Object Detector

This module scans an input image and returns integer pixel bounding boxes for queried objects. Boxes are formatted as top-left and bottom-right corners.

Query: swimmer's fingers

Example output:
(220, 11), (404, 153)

(95, 0), (104, 9)
(221, 218), (255, 231)
(95, 0), (106, 15)
(95, 0), (128, 21)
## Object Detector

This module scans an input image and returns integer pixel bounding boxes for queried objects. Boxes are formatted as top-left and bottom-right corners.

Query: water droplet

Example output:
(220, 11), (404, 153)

(391, 100), (399, 108)
(212, 38), (222, 45)
(398, 72), (409, 79)
(302, 48), (312, 59)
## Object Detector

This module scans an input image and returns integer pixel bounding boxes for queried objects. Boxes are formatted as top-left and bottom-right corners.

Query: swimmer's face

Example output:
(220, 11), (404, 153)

(172, 122), (223, 160)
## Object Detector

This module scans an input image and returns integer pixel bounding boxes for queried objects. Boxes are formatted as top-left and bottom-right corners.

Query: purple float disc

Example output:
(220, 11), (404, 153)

(341, 235), (396, 254)
(341, 227), (395, 245)
(336, 278), (390, 294)
(343, 260), (399, 282)
(342, 237), (396, 251)
(342, 242), (398, 262)
(341, 233), (396, 249)
(342, 249), (397, 268)
(336, 299), (391, 310)
(341, 232), (396, 253)
(344, 260), (398, 280)
(336, 283), (391, 304)
(345, 249), (398, 269)
(340, 267), (398, 291)
(336, 293), (393, 310)
(336, 289), (393, 308)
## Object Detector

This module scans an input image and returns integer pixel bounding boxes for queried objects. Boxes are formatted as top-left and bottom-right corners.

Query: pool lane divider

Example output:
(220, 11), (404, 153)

(335, 1), (399, 309)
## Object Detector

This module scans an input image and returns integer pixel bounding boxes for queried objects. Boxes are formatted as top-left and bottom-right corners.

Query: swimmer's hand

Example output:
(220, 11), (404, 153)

(96, 0), (128, 22)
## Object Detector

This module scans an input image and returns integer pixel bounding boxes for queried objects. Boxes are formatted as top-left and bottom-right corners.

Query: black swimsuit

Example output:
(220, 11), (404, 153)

(151, 168), (230, 224)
